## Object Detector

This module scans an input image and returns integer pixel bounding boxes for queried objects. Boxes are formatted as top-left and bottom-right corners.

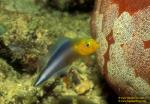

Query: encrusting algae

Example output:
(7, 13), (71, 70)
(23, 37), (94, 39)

(0, 0), (107, 104)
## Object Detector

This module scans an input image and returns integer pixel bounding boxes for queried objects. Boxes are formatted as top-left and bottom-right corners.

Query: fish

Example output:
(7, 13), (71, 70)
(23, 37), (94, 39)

(33, 37), (99, 86)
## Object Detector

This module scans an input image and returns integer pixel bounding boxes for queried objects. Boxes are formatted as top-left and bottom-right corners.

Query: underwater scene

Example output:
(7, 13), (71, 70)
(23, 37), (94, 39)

(0, 0), (150, 104)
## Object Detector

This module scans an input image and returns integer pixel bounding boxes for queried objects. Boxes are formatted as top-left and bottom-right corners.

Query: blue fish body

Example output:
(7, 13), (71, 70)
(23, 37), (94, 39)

(34, 38), (77, 86)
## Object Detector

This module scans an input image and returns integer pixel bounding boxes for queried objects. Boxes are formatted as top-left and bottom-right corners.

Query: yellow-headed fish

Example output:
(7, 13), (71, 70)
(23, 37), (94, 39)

(34, 37), (99, 86)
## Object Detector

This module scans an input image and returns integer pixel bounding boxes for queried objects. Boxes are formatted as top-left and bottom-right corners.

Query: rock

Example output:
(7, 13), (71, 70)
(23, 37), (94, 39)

(91, 0), (150, 102)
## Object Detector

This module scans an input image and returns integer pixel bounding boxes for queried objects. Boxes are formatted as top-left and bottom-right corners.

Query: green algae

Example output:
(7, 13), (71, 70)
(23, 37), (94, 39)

(0, 24), (6, 35)
(0, 0), (107, 104)
(0, 0), (40, 14)
(0, 58), (43, 104)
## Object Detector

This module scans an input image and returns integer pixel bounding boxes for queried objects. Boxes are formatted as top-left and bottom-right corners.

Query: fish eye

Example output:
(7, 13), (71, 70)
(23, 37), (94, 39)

(85, 42), (90, 47)
(86, 44), (89, 47)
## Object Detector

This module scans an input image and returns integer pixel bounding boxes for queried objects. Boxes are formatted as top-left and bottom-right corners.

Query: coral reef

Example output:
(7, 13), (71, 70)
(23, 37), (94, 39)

(0, 0), (107, 104)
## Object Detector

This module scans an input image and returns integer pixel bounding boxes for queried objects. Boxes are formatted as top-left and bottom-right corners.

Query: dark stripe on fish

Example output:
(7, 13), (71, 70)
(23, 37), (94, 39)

(34, 39), (77, 86)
